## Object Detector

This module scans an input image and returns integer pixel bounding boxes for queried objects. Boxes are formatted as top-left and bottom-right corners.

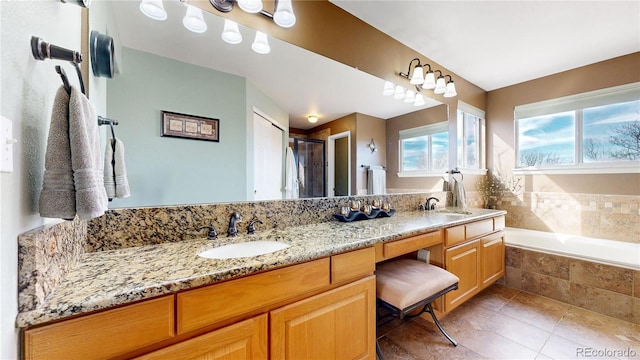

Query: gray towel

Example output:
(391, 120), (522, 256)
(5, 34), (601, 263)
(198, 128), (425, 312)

(69, 86), (108, 220)
(39, 87), (76, 219)
(452, 178), (467, 210)
(39, 86), (108, 220)
(104, 137), (130, 199)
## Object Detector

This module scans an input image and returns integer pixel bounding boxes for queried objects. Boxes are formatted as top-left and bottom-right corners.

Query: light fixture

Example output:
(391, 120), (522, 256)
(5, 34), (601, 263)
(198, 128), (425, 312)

(393, 85), (405, 100)
(221, 19), (242, 44)
(308, 115), (318, 124)
(251, 31), (270, 54)
(273, 0), (296, 28)
(368, 138), (377, 153)
(413, 93), (426, 107)
(434, 71), (446, 94)
(210, 0), (296, 29)
(443, 75), (457, 98)
(398, 57), (456, 97)
(237, 0), (263, 13)
(382, 81), (395, 96)
(140, 0), (167, 21)
(404, 89), (416, 103)
(183, 5), (207, 33)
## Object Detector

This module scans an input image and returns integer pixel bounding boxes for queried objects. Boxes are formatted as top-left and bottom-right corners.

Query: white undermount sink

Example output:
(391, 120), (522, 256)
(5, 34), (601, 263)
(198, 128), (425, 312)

(198, 241), (290, 259)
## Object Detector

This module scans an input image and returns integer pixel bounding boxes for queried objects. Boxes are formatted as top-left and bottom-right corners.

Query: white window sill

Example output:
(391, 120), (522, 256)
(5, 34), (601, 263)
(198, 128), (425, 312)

(455, 168), (488, 176)
(397, 171), (447, 178)
(513, 162), (640, 175)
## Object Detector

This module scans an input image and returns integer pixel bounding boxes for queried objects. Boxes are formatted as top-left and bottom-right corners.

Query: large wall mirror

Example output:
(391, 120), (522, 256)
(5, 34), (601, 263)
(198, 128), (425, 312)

(90, 0), (445, 208)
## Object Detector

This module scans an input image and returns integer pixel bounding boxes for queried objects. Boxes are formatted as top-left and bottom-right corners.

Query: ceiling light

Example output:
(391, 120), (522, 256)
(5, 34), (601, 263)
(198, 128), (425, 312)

(308, 115), (318, 123)
(398, 58), (456, 97)
(221, 19), (242, 44)
(434, 72), (447, 94)
(404, 89), (416, 103)
(413, 93), (426, 106)
(273, 0), (296, 28)
(237, 0), (262, 13)
(183, 5), (207, 33)
(251, 31), (270, 54)
(443, 75), (457, 98)
(139, 0), (167, 21)
(382, 81), (395, 96)
(393, 85), (405, 100)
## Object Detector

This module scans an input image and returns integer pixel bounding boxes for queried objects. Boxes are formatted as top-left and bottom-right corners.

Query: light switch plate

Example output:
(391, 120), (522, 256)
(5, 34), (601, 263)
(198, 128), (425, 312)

(0, 115), (15, 173)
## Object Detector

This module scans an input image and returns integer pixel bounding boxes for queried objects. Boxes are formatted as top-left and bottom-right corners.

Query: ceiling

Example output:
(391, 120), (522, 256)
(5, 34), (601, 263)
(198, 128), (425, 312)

(109, 1), (639, 130)
(331, 1), (640, 91)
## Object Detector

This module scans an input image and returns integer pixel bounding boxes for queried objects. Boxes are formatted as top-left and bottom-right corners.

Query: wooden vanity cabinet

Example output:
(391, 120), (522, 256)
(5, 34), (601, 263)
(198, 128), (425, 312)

(443, 217), (505, 313)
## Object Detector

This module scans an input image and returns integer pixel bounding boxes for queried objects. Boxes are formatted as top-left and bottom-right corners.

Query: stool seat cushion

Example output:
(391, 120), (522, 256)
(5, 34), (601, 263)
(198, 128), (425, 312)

(376, 259), (459, 310)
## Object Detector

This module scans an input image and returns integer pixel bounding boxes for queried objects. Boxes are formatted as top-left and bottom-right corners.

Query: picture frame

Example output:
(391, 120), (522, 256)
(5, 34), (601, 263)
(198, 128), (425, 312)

(161, 110), (219, 142)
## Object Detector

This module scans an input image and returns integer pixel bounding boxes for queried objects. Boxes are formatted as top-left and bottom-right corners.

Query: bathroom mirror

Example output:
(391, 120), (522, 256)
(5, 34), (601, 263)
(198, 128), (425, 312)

(91, 0), (444, 208)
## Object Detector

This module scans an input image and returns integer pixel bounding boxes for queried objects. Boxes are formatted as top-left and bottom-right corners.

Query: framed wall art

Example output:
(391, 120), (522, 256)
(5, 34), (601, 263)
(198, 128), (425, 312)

(161, 110), (219, 142)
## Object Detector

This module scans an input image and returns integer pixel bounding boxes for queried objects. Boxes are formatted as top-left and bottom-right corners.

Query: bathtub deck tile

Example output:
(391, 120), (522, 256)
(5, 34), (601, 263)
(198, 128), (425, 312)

(570, 259), (634, 296)
(522, 271), (571, 303)
(570, 283), (634, 324)
(522, 250), (570, 280)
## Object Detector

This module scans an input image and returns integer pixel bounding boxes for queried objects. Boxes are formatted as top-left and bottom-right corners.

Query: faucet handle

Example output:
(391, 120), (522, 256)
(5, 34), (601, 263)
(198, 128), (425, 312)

(196, 226), (218, 240)
(247, 219), (264, 235)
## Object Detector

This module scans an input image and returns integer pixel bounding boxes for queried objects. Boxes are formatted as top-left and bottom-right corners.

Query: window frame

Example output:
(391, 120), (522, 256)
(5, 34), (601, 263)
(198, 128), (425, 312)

(397, 121), (449, 178)
(514, 82), (640, 175)
(456, 101), (487, 175)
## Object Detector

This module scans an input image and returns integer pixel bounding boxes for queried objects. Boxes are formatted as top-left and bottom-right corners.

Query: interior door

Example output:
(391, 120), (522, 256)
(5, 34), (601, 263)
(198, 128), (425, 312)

(253, 112), (284, 200)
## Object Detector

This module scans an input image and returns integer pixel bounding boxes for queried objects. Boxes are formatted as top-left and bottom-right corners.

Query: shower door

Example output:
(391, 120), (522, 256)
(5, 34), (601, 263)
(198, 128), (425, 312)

(289, 137), (326, 198)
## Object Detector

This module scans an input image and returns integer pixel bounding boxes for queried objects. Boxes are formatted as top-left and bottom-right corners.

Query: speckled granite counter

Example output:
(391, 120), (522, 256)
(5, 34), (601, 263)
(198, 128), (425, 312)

(16, 208), (504, 328)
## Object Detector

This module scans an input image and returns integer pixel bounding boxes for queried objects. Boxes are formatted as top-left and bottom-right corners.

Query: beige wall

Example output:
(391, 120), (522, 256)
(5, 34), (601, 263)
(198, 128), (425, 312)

(486, 53), (640, 195)
(385, 104), (450, 192)
(355, 113), (386, 194)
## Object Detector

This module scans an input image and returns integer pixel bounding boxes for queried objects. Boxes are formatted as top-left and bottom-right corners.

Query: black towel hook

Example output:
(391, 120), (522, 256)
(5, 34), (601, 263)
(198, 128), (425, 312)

(31, 36), (85, 95)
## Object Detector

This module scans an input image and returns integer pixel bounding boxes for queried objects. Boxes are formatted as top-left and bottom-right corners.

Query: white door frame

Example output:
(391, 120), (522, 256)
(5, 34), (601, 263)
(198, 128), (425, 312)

(327, 131), (351, 197)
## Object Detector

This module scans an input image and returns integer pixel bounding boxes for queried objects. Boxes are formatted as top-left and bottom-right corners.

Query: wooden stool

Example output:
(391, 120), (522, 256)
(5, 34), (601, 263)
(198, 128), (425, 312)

(375, 259), (459, 358)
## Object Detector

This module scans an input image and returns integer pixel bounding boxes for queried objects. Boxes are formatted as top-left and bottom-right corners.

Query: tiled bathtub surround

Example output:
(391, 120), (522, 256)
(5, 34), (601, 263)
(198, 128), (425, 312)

(505, 246), (640, 324)
(17, 218), (86, 312)
(85, 192), (447, 252)
(466, 191), (639, 243)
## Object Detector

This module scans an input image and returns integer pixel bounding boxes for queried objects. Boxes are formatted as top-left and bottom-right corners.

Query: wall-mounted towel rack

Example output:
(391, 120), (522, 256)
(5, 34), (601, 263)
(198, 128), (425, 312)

(447, 169), (464, 181)
(31, 36), (85, 95)
(97, 116), (118, 126)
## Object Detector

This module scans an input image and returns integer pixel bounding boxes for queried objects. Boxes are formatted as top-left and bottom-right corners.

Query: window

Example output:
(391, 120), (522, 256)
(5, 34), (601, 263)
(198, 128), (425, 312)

(398, 122), (448, 176)
(515, 83), (640, 173)
(457, 102), (486, 172)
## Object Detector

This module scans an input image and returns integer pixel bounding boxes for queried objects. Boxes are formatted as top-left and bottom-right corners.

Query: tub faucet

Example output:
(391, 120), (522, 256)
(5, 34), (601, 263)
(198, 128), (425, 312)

(426, 197), (440, 211)
(227, 212), (242, 237)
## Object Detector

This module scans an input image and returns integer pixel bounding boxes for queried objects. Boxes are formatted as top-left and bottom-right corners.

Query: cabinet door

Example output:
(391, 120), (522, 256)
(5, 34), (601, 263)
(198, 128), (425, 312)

(444, 240), (480, 312)
(481, 232), (505, 288)
(136, 314), (268, 360)
(270, 276), (376, 360)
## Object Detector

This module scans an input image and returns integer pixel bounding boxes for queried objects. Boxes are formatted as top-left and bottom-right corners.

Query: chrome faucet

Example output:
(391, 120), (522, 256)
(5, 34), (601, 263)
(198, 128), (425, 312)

(227, 212), (242, 237)
(196, 226), (218, 240)
(426, 197), (440, 211)
(247, 219), (263, 235)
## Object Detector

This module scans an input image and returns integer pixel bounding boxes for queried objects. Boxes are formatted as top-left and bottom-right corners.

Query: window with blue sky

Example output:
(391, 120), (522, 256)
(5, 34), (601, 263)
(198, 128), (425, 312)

(399, 122), (448, 174)
(515, 83), (639, 170)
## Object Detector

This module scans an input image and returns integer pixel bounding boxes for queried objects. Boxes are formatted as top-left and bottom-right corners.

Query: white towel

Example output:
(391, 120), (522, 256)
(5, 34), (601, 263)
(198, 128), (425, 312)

(452, 178), (467, 210)
(39, 86), (76, 220)
(39, 86), (108, 220)
(367, 167), (386, 195)
(284, 147), (298, 199)
(104, 137), (131, 200)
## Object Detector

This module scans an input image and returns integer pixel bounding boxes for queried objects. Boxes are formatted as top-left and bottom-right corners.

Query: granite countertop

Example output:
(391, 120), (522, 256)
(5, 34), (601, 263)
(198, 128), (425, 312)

(16, 208), (505, 328)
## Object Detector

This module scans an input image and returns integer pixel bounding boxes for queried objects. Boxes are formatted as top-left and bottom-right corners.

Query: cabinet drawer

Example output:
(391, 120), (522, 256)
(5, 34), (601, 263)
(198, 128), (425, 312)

(444, 225), (466, 247)
(24, 296), (175, 360)
(177, 258), (330, 334)
(383, 230), (442, 258)
(466, 219), (494, 240)
(331, 247), (375, 284)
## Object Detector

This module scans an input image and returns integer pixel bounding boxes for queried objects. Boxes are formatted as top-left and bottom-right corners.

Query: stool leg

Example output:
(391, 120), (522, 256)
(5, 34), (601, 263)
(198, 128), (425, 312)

(426, 304), (458, 347)
(376, 339), (384, 360)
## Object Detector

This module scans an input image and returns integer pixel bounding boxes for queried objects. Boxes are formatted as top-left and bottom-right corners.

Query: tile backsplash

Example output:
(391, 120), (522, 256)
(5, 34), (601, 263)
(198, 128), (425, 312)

(466, 191), (639, 243)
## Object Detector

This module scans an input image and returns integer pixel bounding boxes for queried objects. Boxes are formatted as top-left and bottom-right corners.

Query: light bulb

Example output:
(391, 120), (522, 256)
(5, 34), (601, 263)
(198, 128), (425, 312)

(274, 0), (296, 28)
(382, 81), (394, 96)
(221, 19), (242, 44)
(140, 0), (167, 21)
(237, 0), (262, 13)
(410, 66), (424, 85)
(251, 31), (270, 54)
(183, 5), (207, 33)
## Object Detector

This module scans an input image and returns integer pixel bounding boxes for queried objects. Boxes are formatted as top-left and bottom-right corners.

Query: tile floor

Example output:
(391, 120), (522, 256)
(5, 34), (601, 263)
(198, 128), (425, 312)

(377, 284), (640, 360)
